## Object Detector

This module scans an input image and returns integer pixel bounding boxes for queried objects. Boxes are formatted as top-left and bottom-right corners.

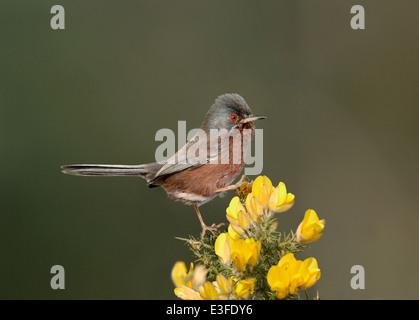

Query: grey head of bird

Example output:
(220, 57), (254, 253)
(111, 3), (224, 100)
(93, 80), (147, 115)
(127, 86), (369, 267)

(200, 93), (265, 133)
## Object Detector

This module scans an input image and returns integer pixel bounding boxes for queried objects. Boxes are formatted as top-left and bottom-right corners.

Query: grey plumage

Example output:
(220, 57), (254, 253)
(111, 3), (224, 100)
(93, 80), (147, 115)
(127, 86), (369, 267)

(61, 163), (162, 182)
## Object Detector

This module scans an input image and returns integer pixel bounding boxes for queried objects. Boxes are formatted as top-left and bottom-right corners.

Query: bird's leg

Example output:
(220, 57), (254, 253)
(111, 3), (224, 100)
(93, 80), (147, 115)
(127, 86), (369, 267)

(194, 205), (224, 238)
(193, 175), (245, 237)
(214, 175), (246, 194)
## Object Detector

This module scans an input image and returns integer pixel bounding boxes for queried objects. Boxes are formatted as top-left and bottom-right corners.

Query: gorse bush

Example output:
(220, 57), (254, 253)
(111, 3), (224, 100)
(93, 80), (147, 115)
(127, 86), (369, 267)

(172, 175), (325, 300)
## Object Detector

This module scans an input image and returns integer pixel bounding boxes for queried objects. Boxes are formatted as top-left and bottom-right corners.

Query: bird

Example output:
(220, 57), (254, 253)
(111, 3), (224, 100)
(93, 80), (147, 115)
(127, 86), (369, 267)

(61, 93), (266, 237)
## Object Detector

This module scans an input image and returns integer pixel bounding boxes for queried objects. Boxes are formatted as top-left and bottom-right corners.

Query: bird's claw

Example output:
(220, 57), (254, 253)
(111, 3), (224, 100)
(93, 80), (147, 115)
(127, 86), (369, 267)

(234, 175), (246, 189)
(201, 222), (225, 238)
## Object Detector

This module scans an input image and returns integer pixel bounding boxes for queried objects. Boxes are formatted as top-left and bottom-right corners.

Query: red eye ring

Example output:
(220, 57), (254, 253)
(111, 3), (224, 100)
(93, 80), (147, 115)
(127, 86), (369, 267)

(230, 113), (239, 122)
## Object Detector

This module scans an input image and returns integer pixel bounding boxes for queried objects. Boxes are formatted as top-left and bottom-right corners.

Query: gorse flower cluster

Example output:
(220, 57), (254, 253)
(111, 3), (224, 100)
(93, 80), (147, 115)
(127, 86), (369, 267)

(172, 175), (325, 300)
(172, 261), (256, 300)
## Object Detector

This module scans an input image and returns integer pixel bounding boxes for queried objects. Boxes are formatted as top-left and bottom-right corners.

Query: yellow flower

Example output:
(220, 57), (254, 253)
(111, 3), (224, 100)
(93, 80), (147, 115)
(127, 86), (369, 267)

(171, 261), (207, 295)
(210, 275), (256, 300)
(285, 259), (307, 295)
(226, 196), (252, 235)
(226, 196), (245, 225)
(267, 253), (321, 299)
(251, 175), (273, 207)
(230, 238), (261, 272)
(245, 193), (264, 221)
(215, 234), (261, 272)
(296, 209), (325, 243)
(211, 274), (235, 300)
(214, 233), (232, 264)
(234, 278), (256, 299)
(198, 281), (219, 300)
(227, 224), (242, 239)
(267, 265), (289, 299)
(277, 252), (297, 269)
(300, 257), (321, 289)
(171, 261), (193, 288)
(174, 285), (202, 300)
(245, 176), (294, 216)
(215, 274), (232, 295)
(268, 182), (295, 213)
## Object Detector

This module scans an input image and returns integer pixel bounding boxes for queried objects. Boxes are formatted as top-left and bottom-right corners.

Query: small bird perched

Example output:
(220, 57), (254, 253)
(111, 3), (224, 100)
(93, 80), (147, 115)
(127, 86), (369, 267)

(61, 94), (265, 237)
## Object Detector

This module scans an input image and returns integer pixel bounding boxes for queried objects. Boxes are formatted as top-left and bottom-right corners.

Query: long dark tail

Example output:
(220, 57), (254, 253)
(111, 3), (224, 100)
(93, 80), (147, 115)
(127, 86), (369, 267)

(61, 163), (162, 181)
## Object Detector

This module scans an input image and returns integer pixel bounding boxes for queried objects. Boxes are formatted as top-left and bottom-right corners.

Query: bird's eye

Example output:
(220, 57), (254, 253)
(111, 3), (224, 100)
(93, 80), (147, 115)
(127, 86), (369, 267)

(229, 113), (239, 122)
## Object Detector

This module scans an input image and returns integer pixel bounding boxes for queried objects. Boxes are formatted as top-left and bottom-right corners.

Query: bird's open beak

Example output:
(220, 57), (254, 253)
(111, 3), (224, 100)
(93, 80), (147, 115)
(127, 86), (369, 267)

(240, 115), (267, 124)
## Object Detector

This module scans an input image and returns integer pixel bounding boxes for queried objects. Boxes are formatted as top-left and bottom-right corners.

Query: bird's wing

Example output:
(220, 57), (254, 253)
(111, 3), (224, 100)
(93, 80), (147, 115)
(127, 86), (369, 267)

(153, 130), (220, 179)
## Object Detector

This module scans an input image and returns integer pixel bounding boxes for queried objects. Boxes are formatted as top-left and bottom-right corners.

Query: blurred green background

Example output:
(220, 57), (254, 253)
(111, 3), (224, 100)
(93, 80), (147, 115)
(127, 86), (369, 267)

(1, 1), (418, 299)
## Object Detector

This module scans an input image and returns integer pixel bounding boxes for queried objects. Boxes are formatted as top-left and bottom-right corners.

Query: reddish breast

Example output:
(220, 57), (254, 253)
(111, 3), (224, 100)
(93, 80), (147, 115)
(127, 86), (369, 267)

(159, 162), (245, 205)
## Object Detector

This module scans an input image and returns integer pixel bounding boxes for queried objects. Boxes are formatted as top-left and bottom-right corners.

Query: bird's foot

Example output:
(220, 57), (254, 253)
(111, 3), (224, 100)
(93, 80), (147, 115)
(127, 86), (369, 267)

(233, 175), (246, 189)
(201, 222), (225, 238)
(214, 175), (247, 194)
